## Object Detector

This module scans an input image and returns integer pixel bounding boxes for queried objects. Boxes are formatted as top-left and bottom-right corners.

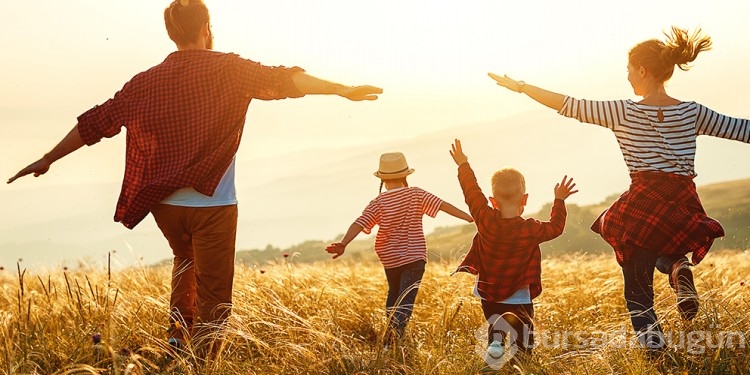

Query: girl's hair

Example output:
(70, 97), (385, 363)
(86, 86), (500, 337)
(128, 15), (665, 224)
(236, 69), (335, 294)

(628, 26), (712, 82)
(164, 0), (210, 46)
(379, 178), (408, 193)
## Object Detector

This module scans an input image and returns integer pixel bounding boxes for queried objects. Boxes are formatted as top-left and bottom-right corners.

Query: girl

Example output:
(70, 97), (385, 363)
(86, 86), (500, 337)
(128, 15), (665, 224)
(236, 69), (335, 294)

(326, 152), (473, 347)
(488, 27), (750, 353)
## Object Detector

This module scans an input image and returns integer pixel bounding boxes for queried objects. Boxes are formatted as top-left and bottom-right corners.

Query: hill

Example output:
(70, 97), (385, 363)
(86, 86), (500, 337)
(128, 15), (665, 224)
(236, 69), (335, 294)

(236, 177), (750, 266)
(5, 109), (750, 269)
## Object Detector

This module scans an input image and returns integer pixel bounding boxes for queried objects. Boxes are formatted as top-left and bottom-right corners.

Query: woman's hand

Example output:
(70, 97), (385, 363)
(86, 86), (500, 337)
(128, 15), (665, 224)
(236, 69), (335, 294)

(488, 72), (524, 92)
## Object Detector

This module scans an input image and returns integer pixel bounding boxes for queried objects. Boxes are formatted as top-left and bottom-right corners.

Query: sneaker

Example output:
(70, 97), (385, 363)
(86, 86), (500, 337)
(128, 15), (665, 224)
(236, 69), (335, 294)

(485, 340), (504, 361)
(167, 337), (185, 351)
(670, 261), (698, 320)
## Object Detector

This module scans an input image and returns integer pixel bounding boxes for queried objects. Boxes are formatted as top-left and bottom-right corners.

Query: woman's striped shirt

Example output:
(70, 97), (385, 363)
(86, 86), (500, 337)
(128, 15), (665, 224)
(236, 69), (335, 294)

(558, 97), (750, 176)
(354, 187), (443, 269)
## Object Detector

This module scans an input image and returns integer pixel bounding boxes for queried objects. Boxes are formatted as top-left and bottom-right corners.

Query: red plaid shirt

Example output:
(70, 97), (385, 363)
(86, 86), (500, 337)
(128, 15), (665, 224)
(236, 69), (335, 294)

(591, 171), (725, 266)
(454, 163), (567, 302)
(77, 49), (303, 228)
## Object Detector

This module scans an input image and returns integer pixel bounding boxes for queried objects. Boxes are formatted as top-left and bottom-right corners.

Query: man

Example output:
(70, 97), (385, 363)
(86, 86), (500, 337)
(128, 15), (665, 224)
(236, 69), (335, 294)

(7, 0), (381, 357)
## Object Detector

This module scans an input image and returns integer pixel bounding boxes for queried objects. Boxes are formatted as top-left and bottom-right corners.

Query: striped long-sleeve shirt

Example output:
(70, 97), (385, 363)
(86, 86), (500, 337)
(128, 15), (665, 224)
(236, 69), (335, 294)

(354, 187), (443, 269)
(558, 97), (750, 176)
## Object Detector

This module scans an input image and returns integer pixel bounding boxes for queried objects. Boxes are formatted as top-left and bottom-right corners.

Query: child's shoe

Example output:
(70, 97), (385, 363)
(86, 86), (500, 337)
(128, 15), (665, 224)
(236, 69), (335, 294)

(168, 337), (185, 350)
(669, 260), (698, 320)
(485, 340), (505, 361)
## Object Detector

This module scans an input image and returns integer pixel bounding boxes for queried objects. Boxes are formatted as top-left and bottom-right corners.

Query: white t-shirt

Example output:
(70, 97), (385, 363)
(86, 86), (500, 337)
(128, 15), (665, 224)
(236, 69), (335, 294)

(474, 278), (532, 304)
(160, 157), (238, 207)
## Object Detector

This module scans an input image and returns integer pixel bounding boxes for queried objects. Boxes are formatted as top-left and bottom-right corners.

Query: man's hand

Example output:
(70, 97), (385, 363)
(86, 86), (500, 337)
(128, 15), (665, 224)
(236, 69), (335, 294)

(338, 85), (383, 101)
(325, 242), (346, 259)
(554, 175), (579, 200)
(7, 157), (51, 184)
(449, 139), (468, 166)
(488, 72), (524, 93)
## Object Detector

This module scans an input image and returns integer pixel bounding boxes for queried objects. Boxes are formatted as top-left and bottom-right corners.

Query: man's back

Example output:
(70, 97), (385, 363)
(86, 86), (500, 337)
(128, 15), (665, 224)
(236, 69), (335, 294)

(76, 50), (303, 228)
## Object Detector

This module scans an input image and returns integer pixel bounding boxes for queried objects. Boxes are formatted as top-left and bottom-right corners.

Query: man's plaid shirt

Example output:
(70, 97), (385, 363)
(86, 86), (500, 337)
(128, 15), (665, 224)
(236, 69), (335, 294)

(77, 49), (303, 228)
(454, 163), (567, 302)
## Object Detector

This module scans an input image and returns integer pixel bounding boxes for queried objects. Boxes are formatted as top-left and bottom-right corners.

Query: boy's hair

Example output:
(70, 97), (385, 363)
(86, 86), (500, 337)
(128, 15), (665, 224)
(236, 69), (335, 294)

(491, 168), (526, 202)
(164, 0), (210, 46)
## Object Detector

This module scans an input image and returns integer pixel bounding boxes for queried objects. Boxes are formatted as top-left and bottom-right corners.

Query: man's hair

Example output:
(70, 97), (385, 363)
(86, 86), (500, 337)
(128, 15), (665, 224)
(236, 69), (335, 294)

(164, 0), (210, 46)
(491, 168), (526, 202)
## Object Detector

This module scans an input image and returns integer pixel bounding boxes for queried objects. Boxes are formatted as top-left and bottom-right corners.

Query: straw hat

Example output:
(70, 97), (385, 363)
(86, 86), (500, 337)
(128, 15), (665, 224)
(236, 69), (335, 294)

(373, 152), (415, 179)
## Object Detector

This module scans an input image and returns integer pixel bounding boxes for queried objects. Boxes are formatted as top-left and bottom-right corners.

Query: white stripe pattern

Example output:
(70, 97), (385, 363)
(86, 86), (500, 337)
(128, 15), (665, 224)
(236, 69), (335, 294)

(559, 97), (750, 176)
(354, 187), (443, 269)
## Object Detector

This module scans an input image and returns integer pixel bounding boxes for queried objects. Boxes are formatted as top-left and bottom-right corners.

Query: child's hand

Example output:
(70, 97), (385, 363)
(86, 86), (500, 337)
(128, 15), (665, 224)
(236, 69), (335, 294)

(325, 242), (346, 259)
(554, 175), (578, 200)
(450, 139), (469, 166)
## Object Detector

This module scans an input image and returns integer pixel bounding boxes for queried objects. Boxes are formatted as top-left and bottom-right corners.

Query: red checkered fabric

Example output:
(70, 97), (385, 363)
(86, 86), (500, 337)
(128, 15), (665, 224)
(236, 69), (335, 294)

(454, 163), (567, 302)
(76, 50), (303, 228)
(591, 171), (725, 266)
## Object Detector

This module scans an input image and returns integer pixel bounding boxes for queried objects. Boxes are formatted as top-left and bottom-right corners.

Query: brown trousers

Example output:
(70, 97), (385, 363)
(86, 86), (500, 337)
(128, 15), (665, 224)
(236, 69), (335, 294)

(151, 204), (238, 348)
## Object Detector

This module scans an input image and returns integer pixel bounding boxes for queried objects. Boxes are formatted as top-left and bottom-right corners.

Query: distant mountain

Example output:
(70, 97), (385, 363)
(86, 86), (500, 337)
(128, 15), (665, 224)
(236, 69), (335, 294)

(236, 178), (750, 266)
(4, 110), (750, 269)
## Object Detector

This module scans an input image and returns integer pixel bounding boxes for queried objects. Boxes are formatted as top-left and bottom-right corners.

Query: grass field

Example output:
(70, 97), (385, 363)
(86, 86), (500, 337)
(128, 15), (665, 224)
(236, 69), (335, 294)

(1, 250), (748, 374)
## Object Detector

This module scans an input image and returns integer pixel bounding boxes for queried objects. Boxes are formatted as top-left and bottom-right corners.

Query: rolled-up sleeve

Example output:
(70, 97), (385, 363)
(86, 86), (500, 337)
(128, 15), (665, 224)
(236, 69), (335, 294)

(234, 55), (304, 100)
(77, 92), (128, 146)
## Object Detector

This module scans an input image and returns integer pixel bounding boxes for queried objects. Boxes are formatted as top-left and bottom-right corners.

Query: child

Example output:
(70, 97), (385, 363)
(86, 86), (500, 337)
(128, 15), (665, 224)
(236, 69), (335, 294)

(326, 151), (473, 347)
(449, 139), (577, 361)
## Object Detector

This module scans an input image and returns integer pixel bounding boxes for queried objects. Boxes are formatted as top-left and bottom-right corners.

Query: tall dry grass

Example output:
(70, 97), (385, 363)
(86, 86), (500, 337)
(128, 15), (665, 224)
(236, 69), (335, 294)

(1, 250), (748, 374)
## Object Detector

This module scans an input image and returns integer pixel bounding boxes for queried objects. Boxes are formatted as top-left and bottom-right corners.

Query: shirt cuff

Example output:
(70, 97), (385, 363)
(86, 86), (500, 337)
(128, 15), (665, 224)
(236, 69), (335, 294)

(77, 103), (115, 146)
(281, 66), (305, 99)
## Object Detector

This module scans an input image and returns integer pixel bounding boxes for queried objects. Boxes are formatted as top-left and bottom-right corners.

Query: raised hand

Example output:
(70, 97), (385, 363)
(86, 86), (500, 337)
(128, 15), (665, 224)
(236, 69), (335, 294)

(488, 72), (524, 93)
(339, 85), (383, 101)
(554, 175), (579, 200)
(7, 157), (51, 184)
(325, 242), (346, 259)
(449, 139), (468, 166)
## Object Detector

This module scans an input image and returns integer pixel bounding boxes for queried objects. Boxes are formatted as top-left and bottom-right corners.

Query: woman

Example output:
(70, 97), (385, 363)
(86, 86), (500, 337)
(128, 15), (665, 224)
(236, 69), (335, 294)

(489, 26), (750, 353)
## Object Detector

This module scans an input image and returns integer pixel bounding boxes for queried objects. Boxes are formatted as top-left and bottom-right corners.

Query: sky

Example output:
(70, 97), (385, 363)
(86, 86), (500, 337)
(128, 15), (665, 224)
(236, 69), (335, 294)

(2, 0), (750, 268)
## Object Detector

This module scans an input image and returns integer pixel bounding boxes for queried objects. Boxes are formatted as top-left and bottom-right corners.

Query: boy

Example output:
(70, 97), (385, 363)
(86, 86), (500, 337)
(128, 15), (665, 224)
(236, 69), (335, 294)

(449, 139), (577, 361)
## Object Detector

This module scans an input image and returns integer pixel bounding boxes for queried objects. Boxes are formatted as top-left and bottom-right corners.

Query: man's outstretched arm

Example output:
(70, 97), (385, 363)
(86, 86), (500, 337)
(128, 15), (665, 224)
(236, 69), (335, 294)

(7, 124), (85, 183)
(291, 72), (382, 101)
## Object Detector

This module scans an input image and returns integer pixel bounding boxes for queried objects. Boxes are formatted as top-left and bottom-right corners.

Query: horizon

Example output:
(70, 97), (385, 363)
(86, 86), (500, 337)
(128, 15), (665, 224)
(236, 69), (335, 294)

(3, 110), (750, 271)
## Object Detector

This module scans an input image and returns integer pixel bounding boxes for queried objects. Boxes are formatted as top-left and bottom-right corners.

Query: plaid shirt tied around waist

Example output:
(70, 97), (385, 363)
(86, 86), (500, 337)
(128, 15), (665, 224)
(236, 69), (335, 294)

(591, 171), (725, 266)
(453, 163), (567, 302)
(76, 50), (303, 228)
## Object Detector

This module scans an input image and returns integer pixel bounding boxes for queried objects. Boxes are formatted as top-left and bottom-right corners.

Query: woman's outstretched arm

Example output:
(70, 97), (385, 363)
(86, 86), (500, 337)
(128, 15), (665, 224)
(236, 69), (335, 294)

(488, 72), (565, 111)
